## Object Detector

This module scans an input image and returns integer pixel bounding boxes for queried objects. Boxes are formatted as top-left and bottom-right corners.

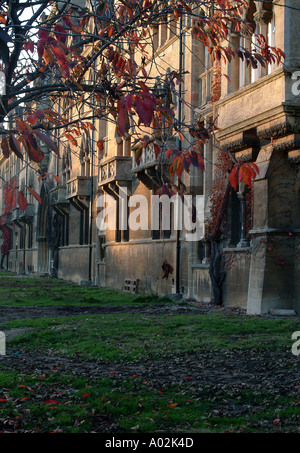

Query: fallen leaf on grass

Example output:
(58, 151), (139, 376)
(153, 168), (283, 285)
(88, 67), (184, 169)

(166, 403), (178, 409)
(81, 393), (91, 398)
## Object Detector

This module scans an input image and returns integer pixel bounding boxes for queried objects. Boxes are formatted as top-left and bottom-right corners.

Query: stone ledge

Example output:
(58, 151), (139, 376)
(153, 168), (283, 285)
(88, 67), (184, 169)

(269, 309), (297, 316)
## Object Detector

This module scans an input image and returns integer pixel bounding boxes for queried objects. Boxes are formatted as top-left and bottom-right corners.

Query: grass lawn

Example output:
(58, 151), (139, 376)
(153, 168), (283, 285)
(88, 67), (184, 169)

(0, 275), (171, 306)
(0, 276), (299, 433)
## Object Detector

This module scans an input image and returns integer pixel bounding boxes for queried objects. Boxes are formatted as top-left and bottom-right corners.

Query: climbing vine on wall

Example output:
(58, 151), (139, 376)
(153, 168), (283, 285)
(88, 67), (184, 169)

(206, 149), (233, 240)
(0, 177), (15, 257)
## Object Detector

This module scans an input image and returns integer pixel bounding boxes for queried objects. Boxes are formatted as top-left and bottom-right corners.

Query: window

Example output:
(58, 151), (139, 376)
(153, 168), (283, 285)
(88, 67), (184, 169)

(232, 2), (275, 91)
(251, 32), (260, 83)
(151, 201), (172, 240)
(267, 15), (276, 74)
(115, 197), (129, 243)
(60, 213), (69, 247)
(62, 145), (71, 183)
(99, 235), (105, 261)
(27, 223), (33, 249)
(80, 138), (90, 177)
(80, 209), (89, 245)
(19, 226), (25, 249)
(198, 46), (212, 106)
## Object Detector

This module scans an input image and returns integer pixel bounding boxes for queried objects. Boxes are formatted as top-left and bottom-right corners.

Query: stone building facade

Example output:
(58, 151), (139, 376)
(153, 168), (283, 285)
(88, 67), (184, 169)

(0, 0), (300, 315)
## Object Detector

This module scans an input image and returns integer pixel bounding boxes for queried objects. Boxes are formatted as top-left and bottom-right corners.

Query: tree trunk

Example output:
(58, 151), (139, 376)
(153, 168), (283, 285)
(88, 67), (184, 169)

(209, 240), (226, 306)
(208, 183), (231, 306)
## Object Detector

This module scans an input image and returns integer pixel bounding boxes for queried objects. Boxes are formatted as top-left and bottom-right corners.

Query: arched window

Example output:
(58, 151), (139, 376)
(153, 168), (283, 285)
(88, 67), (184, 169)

(80, 137), (90, 176)
(234, 1), (275, 90)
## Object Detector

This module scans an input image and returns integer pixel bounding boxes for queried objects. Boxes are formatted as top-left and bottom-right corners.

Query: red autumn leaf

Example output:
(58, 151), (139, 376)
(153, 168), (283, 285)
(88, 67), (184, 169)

(27, 114), (38, 125)
(9, 134), (23, 160)
(108, 26), (114, 38)
(176, 159), (184, 179)
(54, 24), (67, 43)
(197, 153), (205, 171)
(24, 40), (34, 53)
(26, 186), (42, 204)
(126, 58), (135, 76)
(35, 110), (46, 121)
(62, 15), (82, 34)
(134, 95), (155, 127)
(97, 139), (104, 153)
(22, 134), (44, 163)
(37, 40), (44, 60)
(44, 400), (59, 404)
(229, 163), (239, 191)
(15, 118), (31, 132)
(51, 44), (67, 65)
(125, 94), (132, 112)
(182, 157), (191, 172)
(17, 191), (28, 212)
(248, 161), (259, 175)
(6, 188), (16, 210)
(32, 130), (60, 157)
(1, 136), (10, 158)
(138, 81), (149, 93)
(0, 399), (7, 402)
(81, 393), (91, 398)
(239, 163), (258, 188)
(153, 143), (161, 159)
(38, 28), (48, 41)
(53, 174), (61, 184)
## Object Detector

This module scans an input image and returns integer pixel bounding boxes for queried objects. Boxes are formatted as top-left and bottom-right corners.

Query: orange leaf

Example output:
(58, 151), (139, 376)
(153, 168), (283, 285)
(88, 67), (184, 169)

(6, 188), (16, 209)
(17, 191), (28, 212)
(1, 136), (10, 159)
(178, 131), (184, 141)
(65, 133), (78, 147)
(229, 164), (239, 191)
(167, 403), (178, 408)
(15, 118), (31, 132)
(53, 174), (61, 184)
(97, 140), (104, 153)
(26, 186), (42, 204)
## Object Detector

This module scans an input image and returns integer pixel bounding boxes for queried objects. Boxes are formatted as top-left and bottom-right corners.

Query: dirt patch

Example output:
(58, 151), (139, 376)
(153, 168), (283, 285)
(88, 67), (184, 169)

(0, 303), (201, 323)
(4, 328), (33, 341)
